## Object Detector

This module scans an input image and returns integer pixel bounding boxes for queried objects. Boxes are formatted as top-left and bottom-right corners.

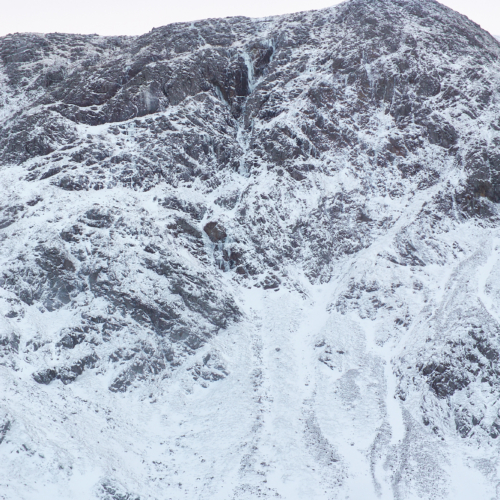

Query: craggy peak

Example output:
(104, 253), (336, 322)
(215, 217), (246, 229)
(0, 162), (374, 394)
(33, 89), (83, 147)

(1, 0), (500, 498)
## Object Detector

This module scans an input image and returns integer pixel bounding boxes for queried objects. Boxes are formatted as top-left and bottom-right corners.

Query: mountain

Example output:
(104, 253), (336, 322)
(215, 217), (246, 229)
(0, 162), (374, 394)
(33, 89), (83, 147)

(1, 0), (500, 498)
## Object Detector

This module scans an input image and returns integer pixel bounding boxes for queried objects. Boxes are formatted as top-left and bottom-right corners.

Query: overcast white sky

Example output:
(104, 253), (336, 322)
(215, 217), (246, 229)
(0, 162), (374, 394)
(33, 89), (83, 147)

(1, 0), (499, 38)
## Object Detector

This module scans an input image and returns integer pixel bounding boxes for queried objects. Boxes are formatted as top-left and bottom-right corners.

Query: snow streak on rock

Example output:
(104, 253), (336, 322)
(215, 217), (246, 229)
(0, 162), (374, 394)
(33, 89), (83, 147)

(1, 0), (500, 498)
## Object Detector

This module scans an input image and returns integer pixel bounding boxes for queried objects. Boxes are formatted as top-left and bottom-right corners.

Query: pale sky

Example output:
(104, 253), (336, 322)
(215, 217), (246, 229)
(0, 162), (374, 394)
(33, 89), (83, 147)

(1, 0), (499, 39)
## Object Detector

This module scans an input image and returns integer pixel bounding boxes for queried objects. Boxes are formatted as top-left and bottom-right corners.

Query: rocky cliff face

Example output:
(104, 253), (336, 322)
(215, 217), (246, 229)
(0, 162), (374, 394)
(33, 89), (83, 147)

(1, 0), (500, 498)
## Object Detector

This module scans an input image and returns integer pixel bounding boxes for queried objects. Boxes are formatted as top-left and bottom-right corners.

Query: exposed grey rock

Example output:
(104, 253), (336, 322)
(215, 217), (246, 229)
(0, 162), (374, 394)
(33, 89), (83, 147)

(0, 419), (10, 445)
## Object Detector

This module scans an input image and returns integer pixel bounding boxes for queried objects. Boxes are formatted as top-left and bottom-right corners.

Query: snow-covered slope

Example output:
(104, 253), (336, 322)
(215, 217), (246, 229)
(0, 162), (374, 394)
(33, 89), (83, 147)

(1, 0), (500, 498)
